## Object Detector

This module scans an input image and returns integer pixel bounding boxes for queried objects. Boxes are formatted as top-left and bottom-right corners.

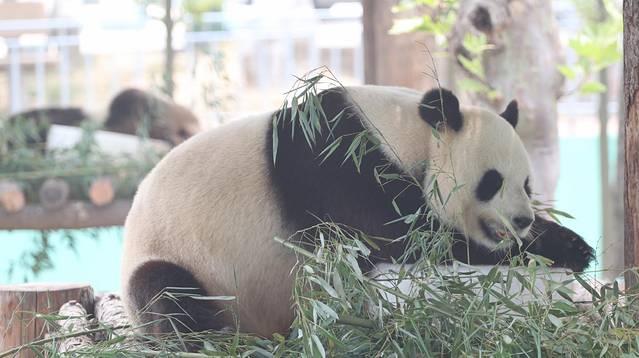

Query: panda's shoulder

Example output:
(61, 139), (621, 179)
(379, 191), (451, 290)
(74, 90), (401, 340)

(150, 113), (272, 174)
(335, 85), (422, 111)
(338, 85), (421, 100)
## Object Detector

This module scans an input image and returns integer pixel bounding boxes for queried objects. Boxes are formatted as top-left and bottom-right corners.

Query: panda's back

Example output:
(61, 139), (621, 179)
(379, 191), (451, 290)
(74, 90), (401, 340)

(123, 85), (430, 281)
(121, 85), (433, 336)
(121, 112), (298, 334)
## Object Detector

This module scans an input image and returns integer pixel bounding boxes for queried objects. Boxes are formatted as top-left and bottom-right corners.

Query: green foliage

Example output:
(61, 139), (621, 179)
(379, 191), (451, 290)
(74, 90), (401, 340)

(390, 0), (458, 46)
(0, 116), (163, 202)
(184, 0), (223, 15)
(13, 229), (639, 357)
(184, 0), (225, 31)
(563, 0), (622, 95)
(137, 0), (224, 31)
(391, 0), (495, 95)
(274, 69), (387, 176)
(393, 0), (623, 97)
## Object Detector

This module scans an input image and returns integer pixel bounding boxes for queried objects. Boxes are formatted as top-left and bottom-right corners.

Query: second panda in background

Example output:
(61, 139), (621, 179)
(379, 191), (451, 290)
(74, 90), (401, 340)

(104, 88), (201, 146)
(6, 88), (201, 147)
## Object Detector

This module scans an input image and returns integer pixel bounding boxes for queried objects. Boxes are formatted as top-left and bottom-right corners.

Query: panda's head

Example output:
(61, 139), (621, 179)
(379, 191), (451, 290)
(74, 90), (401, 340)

(419, 88), (534, 249)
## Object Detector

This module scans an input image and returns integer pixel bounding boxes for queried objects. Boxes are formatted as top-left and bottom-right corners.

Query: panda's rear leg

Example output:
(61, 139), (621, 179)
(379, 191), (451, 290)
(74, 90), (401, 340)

(127, 260), (229, 338)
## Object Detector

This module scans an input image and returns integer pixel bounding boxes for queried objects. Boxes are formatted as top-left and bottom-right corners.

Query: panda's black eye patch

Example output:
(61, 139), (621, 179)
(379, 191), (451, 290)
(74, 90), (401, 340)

(524, 177), (531, 197)
(476, 169), (503, 201)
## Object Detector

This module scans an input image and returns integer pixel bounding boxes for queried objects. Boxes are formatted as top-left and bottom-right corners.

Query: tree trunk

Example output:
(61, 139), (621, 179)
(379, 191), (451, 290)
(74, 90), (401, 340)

(0, 284), (94, 357)
(597, 0), (620, 282)
(362, 0), (438, 89)
(624, 0), (639, 287)
(610, 66), (625, 278)
(450, 0), (563, 204)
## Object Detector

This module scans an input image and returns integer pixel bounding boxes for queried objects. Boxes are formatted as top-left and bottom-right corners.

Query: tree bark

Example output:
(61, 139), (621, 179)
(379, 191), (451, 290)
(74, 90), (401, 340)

(450, 0), (563, 204)
(610, 66), (625, 277)
(597, 0), (620, 281)
(362, 0), (438, 89)
(624, 0), (639, 287)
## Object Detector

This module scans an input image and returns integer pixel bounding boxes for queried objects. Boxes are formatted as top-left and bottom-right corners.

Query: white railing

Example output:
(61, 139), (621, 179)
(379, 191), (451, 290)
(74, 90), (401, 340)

(0, 9), (364, 121)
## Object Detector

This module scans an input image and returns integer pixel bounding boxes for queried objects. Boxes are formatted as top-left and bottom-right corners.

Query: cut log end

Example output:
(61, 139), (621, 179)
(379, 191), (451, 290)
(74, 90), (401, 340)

(0, 180), (26, 213)
(39, 178), (70, 210)
(89, 177), (115, 207)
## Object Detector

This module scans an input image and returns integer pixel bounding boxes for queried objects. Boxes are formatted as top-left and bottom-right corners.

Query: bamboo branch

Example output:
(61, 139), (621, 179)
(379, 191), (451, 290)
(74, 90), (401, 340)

(0, 325), (130, 358)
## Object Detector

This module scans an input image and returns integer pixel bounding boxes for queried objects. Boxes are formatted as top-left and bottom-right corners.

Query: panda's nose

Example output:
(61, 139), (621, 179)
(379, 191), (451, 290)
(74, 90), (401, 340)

(513, 216), (534, 230)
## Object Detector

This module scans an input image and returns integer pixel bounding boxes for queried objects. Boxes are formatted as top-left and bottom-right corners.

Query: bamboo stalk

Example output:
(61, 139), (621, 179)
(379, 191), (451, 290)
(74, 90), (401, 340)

(0, 325), (129, 358)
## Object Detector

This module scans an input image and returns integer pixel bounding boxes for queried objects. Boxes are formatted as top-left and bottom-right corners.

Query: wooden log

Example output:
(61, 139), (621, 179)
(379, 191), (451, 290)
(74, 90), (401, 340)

(38, 178), (70, 210)
(94, 293), (132, 345)
(88, 177), (115, 207)
(52, 300), (93, 353)
(0, 283), (93, 357)
(0, 199), (132, 230)
(0, 180), (25, 214)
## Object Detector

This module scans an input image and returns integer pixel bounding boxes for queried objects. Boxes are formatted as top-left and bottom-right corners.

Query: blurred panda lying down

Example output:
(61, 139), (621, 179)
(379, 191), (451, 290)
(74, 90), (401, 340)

(7, 88), (201, 147)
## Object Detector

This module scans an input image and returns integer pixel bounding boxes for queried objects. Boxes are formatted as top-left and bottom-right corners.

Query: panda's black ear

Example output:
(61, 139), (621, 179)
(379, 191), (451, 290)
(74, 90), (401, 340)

(500, 100), (518, 128)
(419, 88), (463, 132)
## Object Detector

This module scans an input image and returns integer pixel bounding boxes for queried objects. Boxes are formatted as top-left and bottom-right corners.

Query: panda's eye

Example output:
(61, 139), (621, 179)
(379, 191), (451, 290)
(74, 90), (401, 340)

(476, 169), (503, 202)
(524, 177), (532, 198)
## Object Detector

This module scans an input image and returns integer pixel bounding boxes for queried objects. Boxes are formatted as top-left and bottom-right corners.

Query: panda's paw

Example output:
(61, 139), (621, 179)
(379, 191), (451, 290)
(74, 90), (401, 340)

(544, 225), (595, 272)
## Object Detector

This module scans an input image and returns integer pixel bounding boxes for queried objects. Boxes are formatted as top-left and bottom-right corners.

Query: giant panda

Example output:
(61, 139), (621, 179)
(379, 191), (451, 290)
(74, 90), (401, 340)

(121, 85), (594, 338)
(5, 88), (200, 148)
(104, 88), (201, 146)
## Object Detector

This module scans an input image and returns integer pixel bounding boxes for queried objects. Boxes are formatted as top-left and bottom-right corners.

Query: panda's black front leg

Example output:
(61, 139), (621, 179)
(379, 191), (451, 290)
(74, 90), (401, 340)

(523, 214), (595, 272)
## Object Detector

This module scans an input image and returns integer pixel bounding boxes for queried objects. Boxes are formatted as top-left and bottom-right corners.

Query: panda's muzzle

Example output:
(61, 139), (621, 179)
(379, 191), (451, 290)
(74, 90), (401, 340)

(479, 219), (502, 242)
(478, 219), (517, 242)
(479, 214), (534, 243)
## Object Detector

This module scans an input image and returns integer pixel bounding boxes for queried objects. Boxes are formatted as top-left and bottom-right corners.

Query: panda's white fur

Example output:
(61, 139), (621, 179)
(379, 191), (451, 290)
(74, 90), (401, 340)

(346, 86), (533, 247)
(121, 85), (592, 338)
(122, 115), (297, 335)
(426, 104), (534, 248)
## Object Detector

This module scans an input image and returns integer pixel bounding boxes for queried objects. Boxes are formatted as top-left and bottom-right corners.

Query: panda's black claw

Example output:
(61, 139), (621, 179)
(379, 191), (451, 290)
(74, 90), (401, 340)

(528, 220), (595, 272)
(554, 229), (595, 272)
